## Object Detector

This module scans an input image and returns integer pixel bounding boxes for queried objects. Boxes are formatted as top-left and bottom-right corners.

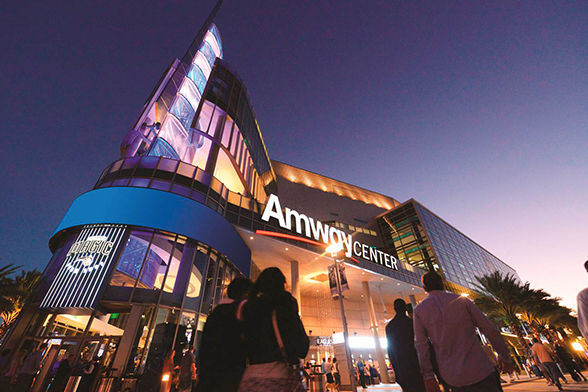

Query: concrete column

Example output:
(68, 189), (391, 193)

(111, 305), (144, 377)
(409, 294), (418, 309)
(362, 281), (390, 383)
(291, 260), (301, 313)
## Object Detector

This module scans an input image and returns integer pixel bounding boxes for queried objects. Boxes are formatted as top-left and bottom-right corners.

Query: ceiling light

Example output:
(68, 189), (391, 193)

(285, 248), (288, 250)
(250, 236), (253, 240)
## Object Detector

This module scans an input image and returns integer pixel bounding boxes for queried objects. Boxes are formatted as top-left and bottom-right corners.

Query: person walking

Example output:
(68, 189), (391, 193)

(356, 358), (367, 389)
(325, 357), (335, 392)
(413, 272), (515, 392)
(386, 298), (426, 392)
(14, 343), (47, 392)
(555, 343), (587, 382)
(161, 350), (175, 392)
(332, 357), (341, 392)
(237, 267), (309, 392)
(577, 261), (588, 340)
(48, 354), (74, 392)
(195, 277), (252, 392)
(4, 349), (27, 392)
(179, 346), (196, 392)
(531, 338), (563, 390)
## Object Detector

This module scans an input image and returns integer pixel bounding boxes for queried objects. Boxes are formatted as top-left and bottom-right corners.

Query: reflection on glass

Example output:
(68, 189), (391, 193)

(163, 240), (185, 293)
(138, 233), (176, 290)
(183, 246), (208, 312)
(111, 231), (153, 287)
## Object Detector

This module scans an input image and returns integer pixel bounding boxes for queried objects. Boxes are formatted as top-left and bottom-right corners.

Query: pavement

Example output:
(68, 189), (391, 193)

(349, 372), (588, 392)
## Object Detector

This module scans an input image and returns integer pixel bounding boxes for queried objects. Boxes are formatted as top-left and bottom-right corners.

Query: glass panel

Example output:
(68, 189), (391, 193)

(129, 178), (150, 188)
(163, 239), (185, 293)
(221, 116), (233, 148)
(213, 149), (245, 195)
(177, 162), (196, 179)
(138, 233), (176, 290)
(183, 245), (208, 312)
(200, 252), (218, 315)
(111, 230), (153, 287)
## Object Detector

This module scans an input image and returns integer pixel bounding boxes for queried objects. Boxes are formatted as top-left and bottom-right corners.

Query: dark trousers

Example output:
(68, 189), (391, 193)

(358, 373), (367, 388)
(542, 362), (562, 387)
(563, 360), (586, 381)
(448, 371), (503, 392)
(13, 374), (35, 392)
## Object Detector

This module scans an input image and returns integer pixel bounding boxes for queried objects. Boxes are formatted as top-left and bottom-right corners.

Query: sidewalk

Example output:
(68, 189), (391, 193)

(351, 373), (588, 392)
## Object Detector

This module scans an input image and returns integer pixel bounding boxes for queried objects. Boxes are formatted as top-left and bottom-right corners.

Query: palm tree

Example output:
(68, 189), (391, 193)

(473, 271), (531, 353)
(0, 268), (42, 340)
(0, 264), (22, 315)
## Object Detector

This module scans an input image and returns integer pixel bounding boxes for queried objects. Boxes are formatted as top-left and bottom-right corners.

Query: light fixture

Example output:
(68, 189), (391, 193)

(285, 248), (288, 251)
(397, 283), (401, 286)
(572, 342), (584, 352)
(326, 243), (343, 255)
(381, 278), (384, 281)
(250, 236), (254, 240)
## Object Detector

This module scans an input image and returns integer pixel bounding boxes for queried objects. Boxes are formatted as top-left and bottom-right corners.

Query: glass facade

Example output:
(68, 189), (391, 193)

(377, 200), (519, 291)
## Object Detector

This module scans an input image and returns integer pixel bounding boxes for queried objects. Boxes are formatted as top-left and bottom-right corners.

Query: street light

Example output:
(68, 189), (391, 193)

(327, 242), (357, 392)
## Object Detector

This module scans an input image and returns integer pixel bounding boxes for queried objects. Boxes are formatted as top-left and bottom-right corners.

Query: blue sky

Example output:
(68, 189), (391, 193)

(1, 0), (587, 308)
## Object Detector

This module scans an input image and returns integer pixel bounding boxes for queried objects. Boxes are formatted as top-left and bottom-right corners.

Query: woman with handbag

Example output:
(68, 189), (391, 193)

(238, 267), (310, 392)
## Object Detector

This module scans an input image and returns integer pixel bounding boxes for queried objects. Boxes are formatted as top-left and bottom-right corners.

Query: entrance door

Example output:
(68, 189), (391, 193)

(31, 339), (79, 392)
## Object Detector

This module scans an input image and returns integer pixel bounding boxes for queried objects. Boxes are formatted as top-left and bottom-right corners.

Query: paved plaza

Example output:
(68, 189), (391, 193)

(356, 373), (588, 392)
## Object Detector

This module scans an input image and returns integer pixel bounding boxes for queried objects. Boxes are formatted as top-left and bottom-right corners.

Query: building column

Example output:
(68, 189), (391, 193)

(111, 305), (145, 377)
(409, 294), (418, 309)
(362, 281), (390, 383)
(291, 260), (301, 313)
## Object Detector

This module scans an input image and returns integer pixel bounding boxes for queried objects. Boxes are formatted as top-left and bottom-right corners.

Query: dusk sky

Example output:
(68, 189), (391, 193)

(1, 1), (587, 309)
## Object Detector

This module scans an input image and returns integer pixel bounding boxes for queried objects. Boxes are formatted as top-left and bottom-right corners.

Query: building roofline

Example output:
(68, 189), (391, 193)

(383, 198), (518, 274)
(271, 160), (400, 205)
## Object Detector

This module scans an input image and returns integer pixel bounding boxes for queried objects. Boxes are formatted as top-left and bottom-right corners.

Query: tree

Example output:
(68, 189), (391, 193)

(0, 267), (42, 340)
(0, 264), (22, 315)
(473, 271), (531, 354)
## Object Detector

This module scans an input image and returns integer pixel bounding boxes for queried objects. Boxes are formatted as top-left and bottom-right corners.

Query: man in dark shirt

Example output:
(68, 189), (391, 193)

(179, 346), (196, 392)
(386, 299), (426, 392)
(195, 277), (252, 392)
(555, 343), (587, 382)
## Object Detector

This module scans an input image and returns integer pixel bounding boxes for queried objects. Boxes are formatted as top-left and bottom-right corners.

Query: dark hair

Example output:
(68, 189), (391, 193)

(584, 260), (588, 273)
(333, 357), (337, 363)
(250, 267), (286, 300)
(393, 298), (408, 313)
(532, 338), (539, 343)
(228, 277), (253, 301)
(422, 272), (444, 292)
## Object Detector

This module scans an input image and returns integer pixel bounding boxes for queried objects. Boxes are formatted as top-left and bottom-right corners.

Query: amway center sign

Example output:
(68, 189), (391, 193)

(261, 194), (399, 270)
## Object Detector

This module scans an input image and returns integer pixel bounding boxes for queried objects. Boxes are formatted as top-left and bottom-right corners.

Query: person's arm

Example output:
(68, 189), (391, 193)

(413, 311), (436, 381)
(466, 299), (512, 364)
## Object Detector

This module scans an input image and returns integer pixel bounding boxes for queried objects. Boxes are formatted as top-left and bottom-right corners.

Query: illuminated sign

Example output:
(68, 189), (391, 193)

(40, 224), (127, 310)
(261, 195), (398, 270)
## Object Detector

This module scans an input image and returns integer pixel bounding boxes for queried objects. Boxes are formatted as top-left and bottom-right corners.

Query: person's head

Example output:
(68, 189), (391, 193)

(1, 349), (11, 357)
(422, 272), (444, 293)
(333, 357), (337, 364)
(584, 260), (588, 273)
(228, 277), (253, 301)
(532, 338), (540, 344)
(251, 267), (286, 298)
(327, 358), (331, 363)
(322, 358), (325, 362)
(393, 298), (408, 315)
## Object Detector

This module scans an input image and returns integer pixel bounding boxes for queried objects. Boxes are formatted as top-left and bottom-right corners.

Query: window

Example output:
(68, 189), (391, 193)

(138, 233), (176, 290)
(111, 230), (153, 287)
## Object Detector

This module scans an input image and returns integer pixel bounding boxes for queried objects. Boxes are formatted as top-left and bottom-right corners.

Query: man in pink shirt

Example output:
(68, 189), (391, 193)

(413, 272), (515, 392)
